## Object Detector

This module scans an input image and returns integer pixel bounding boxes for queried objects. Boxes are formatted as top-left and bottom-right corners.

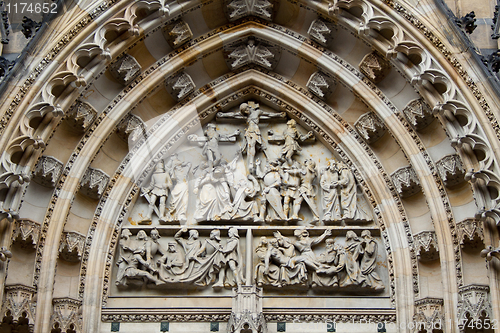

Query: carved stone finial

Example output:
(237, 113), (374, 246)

(436, 154), (465, 187)
(402, 99), (434, 130)
(391, 166), (421, 198)
(58, 231), (85, 262)
(116, 113), (145, 143)
(51, 298), (82, 333)
(456, 218), (484, 249)
(484, 50), (500, 73)
(33, 156), (63, 188)
(65, 101), (97, 132)
(227, 286), (267, 333)
(2, 284), (36, 330)
(163, 20), (193, 48)
(109, 54), (141, 86)
(226, 0), (273, 21)
(359, 52), (391, 84)
(413, 231), (439, 261)
(79, 167), (109, 200)
(0, 56), (13, 78)
(12, 219), (40, 249)
(21, 16), (41, 39)
(225, 39), (280, 70)
(455, 11), (477, 34)
(307, 19), (334, 46)
(480, 240), (500, 261)
(458, 284), (492, 327)
(413, 298), (444, 333)
(306, 72), (335, 99)
(354, 112), (386, 144)
(165, 72), (196, 100)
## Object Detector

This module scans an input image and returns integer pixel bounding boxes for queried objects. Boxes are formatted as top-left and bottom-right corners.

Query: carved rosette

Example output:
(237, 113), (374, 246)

(306, 72), (335, 99)
(58, 231), (85, 262)
(391, 166), (421, 198)
(413, 298), (444, 333)
(109, 54), (141, 86)
(224, 38), (281, 70)
(2, 284), (36, 329)
(165, 72), (196, 100)
(12, 219), (40, 249)
(33, 155), (63, 188)
(359, 52), (391, 84)
(51, 298), (82, 333)
(458, 284), (492, 326)
(65, 101), (97, 132)
(163, 20), (193, 48)
(228, 286), (267, 333)
(413, 231), (439, 261)
(436, 154), (465, 187)
(307, 19), (334, 46)
(79, 167), (109, 200)
(226, 0), (273, 21)
(456, 218), (484, 249)
(116, 113), (145, 143)
(402, 99), (434, 130)
(354, 112), (387, 144)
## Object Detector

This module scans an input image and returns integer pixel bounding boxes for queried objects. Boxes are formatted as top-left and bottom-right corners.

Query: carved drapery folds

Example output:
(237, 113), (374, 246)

(456, 218), (484, 249)
(33, 156), (63, 188)
(116, 113), (146, 144)
(391, 166), (421, 198)
(457, 284), (492, 330)
(436, 154), (465, 187)
(12, 218), (40, 249)
(224, 38), (280, 70)
(79, 167), (109, 200)
(58, 231), (85, 262)
(354, 112), (386, 144)
(65, 101), (97, 133)
(307, 19), (334, 46)
(109, 54), (141, 86)
(226, 0), (273, 21)
(51, 298), (82, 333)
(227, 286), (267, 333)
(413, 298), (444, 333)
(165, 72), (196, 100)
(359, 52), (391, 84)
(2, 284), (36, 331)
(306, 72), (335, 99)
(163, 20), (193, 48)
(402, 99), (434, 130)
(413, 231), (439, 261)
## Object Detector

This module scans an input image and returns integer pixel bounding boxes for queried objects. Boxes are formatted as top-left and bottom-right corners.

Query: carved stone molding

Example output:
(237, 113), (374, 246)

(307, 19), (334, 46)
(163, 20), (193, 48)
(359, 52), (391, 84)
(58, 231), (85, 262)
(33, 155), (63, 188)
(12, 219), (40, 249)
(51, 298), (82, 333)
(228, 286), (267, 333)
(165, 72), (196, 100)
(402, 99), (434, 130)
(226, 0), (273, 21)
(354, 112), (386, 144)
(456, 218), (484, 249)
(225, 38), (280, 70)
(2, 284), (36, 328)
(109, 54), (141, 86)
(116, 113), (145, 143)
(79, 167), (109, 200)
(413, 298), (444, 333)
(306, 72), (335, 99)
(436, 154), (465, 187)
(65, 101), (97, 132)
(458, 284), (492, 326)
(391, 166), (421, 198)
(413, 231), (439, 261)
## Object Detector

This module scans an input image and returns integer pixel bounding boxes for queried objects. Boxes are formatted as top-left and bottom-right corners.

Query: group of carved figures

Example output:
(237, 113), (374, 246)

(141, 102), (369, 224)
(116, 227), (244, 288)
(255, 229), (384, 290)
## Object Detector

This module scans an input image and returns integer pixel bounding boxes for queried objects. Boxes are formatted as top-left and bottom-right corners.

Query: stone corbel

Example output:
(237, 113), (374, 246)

(51, 297), (82, 333)
(359, 51), (391, 84)
(456, 218), (484, 249)
(402, 99), (434, 130)
(33, 156), (64, 188)
(413, 298), (444, 333)
(116, 113), (146, 144)
(226, 0), (273, 21)
(12, 218), (40, 249)
(224, 38), (281, 71)
(458, 284), (492, 330)
(307, 19), (335, 46)
(58, 231), (85, 262)
(227, 286), (267, 333)
(391, 166), (421, 198)
(354, 112), (386, 144)
(163, 20), (193, 48)
(79, 167), (109, 200)
(2, 284), (36, 330)
(413, 231), (439, 261)
(65, 101), (97, 133)
(436, 154), (465, 187)
(306, 72), (335, 99)
(165, 72), (196, 100)
(109, 54), (141, 86)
